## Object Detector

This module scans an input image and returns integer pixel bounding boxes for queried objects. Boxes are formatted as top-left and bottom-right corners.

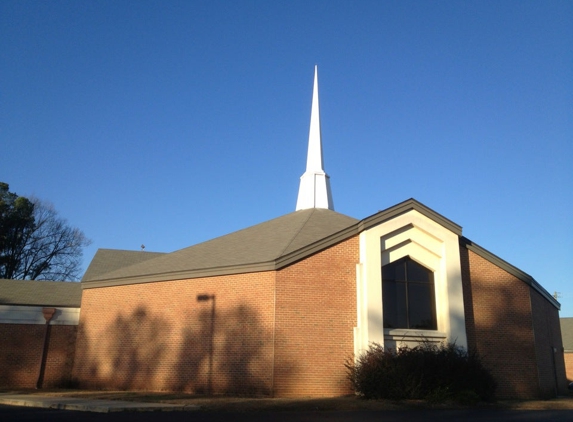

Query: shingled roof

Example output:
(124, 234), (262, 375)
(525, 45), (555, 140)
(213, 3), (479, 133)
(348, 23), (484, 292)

(0, 279), (81, 307)
(83, 208), (359, 288)
(82, 249), (166, 282)
(79, 198), (560, 310)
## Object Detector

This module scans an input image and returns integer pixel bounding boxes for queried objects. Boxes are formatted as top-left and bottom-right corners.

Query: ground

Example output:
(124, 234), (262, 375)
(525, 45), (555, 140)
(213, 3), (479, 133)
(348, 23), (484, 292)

(1, 389), (573, 412)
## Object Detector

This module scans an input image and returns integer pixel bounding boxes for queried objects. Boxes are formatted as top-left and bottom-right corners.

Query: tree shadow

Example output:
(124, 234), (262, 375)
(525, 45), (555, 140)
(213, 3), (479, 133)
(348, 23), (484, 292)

(107, 307), (171, 390)
(72, 306), (172, 390)
(73, 300), (294, 395)
(171, 302), (275, 395)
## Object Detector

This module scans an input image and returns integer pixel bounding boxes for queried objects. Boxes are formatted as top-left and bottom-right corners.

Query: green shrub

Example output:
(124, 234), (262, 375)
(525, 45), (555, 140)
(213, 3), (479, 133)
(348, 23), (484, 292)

(346, 342), (496, 402)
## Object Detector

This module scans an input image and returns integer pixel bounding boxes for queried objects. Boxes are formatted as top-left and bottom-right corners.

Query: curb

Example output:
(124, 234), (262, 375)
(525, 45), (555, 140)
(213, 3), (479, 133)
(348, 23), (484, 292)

(0, 395), (199, 413)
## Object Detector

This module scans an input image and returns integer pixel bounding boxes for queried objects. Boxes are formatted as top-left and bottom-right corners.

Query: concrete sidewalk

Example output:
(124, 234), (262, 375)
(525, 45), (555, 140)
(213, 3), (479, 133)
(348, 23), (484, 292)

(0, 393), (199, 413)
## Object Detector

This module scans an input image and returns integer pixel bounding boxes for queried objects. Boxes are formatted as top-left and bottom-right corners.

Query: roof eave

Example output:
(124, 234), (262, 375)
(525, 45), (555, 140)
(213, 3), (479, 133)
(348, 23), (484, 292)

(81, 261), (278, 289)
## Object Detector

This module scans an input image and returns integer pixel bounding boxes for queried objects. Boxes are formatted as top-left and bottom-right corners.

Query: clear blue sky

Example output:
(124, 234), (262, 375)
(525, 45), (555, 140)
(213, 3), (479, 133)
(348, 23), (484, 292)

(1, 1), (572, 315)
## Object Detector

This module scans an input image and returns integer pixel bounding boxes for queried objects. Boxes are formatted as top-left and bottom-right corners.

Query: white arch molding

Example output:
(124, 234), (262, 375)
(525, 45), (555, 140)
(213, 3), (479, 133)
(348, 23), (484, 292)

(354, 209), (468, 354)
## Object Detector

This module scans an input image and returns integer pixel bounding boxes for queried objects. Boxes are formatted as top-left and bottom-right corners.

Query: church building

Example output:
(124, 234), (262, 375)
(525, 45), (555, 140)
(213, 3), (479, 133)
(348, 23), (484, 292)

(1, 67), (568, 399)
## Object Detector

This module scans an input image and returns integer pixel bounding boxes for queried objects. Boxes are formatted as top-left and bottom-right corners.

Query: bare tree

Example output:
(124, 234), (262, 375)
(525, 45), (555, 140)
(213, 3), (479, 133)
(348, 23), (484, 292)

(0, 183), (91, 281)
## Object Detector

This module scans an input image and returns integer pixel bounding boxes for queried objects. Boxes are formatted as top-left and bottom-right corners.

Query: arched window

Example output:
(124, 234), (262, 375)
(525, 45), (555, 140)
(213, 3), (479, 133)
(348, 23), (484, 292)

(382, 256), (437, 330)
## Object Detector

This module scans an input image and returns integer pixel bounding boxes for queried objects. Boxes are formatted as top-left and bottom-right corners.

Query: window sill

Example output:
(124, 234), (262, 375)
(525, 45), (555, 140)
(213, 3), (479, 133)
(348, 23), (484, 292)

(384, 329), (446, 340)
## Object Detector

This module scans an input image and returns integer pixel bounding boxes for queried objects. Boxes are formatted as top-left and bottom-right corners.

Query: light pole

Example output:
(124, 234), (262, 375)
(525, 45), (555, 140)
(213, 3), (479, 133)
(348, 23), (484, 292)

(36, 307), (56, 389)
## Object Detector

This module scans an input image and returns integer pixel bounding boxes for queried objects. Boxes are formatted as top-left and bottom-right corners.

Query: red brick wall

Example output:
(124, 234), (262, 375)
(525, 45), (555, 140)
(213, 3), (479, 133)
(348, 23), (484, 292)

(460, 247), (540, 399)
(274, 236), (359, 397)
(0, 323), (77, 388)
(74, 238), (359, 397)
(73, 272), (276, 395)
(565, 353), (573, 382)
(73, 239), (563, 399)
(530, 288), (568, 396)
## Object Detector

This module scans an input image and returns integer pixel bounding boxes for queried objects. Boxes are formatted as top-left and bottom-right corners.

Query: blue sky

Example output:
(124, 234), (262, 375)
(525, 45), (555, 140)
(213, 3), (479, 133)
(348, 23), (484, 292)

(1, 1), (572, 315)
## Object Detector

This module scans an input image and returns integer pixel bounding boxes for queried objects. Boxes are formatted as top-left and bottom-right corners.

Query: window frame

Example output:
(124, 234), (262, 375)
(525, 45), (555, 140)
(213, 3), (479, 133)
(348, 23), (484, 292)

(382, 256), (438, 330)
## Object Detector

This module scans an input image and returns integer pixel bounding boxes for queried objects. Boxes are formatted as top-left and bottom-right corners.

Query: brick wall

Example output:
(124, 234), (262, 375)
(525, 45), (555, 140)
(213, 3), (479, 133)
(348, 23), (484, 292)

(530, 288), (568, 397)
(274, 236), (359, 397)
(565, 353), (573, 382)
(0, 323), (77, 388)
(73, 272), (276, 395)
(460, 247), (540, 399)
(74, 238), (359, 397)
(72, 238), (563, 399)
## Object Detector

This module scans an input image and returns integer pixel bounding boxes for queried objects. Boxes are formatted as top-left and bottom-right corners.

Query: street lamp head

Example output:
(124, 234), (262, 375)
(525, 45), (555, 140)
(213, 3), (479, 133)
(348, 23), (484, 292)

(197, 294), (213, 302)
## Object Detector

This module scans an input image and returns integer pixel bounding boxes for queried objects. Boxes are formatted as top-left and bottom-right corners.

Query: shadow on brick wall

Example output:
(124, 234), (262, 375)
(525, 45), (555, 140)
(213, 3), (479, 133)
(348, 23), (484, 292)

(459, 246), (568, 398)
(171, 304), (276, 395)
(72, 302), (294, 395)
(0, 324), (43, 387)
(71, 306), (172, 390)
(108, 306), (171, 390)
(0, 320), (77, 389)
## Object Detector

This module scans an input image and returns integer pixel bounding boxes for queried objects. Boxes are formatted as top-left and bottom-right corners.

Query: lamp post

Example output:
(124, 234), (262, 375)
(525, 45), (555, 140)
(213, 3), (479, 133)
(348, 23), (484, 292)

(36, 307), (56, 389)
(197, 294), (215, 395)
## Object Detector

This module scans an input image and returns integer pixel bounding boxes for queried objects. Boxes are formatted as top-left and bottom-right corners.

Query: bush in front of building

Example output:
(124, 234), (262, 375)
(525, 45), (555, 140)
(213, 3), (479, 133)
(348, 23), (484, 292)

(346, 342), (496, 403)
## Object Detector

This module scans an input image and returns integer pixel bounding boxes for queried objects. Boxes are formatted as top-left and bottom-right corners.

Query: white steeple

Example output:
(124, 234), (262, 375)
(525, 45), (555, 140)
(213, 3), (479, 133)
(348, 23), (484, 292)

(296, 66), (334, 211)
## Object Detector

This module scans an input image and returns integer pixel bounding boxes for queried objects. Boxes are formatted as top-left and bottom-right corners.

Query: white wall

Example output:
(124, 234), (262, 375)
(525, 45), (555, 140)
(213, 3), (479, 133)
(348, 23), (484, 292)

(0, 305), (80, 325)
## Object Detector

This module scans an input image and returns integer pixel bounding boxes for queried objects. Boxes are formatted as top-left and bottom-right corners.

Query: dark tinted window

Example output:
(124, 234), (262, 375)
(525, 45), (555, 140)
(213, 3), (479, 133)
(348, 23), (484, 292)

(382, 257), (437, 330)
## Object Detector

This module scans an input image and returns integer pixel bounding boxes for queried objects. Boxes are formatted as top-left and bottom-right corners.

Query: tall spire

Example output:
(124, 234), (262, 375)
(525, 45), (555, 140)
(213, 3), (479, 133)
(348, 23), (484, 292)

(296, 66), (334, 211)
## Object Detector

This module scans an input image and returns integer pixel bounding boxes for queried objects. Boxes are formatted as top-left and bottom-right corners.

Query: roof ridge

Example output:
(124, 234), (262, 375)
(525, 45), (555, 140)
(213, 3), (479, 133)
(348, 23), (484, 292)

(95, 247), (166, 254)
(276, 209), (315, 258)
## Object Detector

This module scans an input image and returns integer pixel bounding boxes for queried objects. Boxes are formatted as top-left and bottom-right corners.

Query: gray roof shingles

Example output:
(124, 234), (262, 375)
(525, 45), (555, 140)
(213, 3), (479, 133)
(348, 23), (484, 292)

(82, 249), (166, 281)
(83, 208), (359, 284)
(0, 279), (81, 307)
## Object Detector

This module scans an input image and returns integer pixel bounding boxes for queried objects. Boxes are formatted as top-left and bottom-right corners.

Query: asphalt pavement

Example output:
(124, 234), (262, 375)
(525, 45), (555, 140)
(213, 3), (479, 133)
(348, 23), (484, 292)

(1, 404), (573, 422)
(0, 394), (572, 422)
(0, 393), (197, 412)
